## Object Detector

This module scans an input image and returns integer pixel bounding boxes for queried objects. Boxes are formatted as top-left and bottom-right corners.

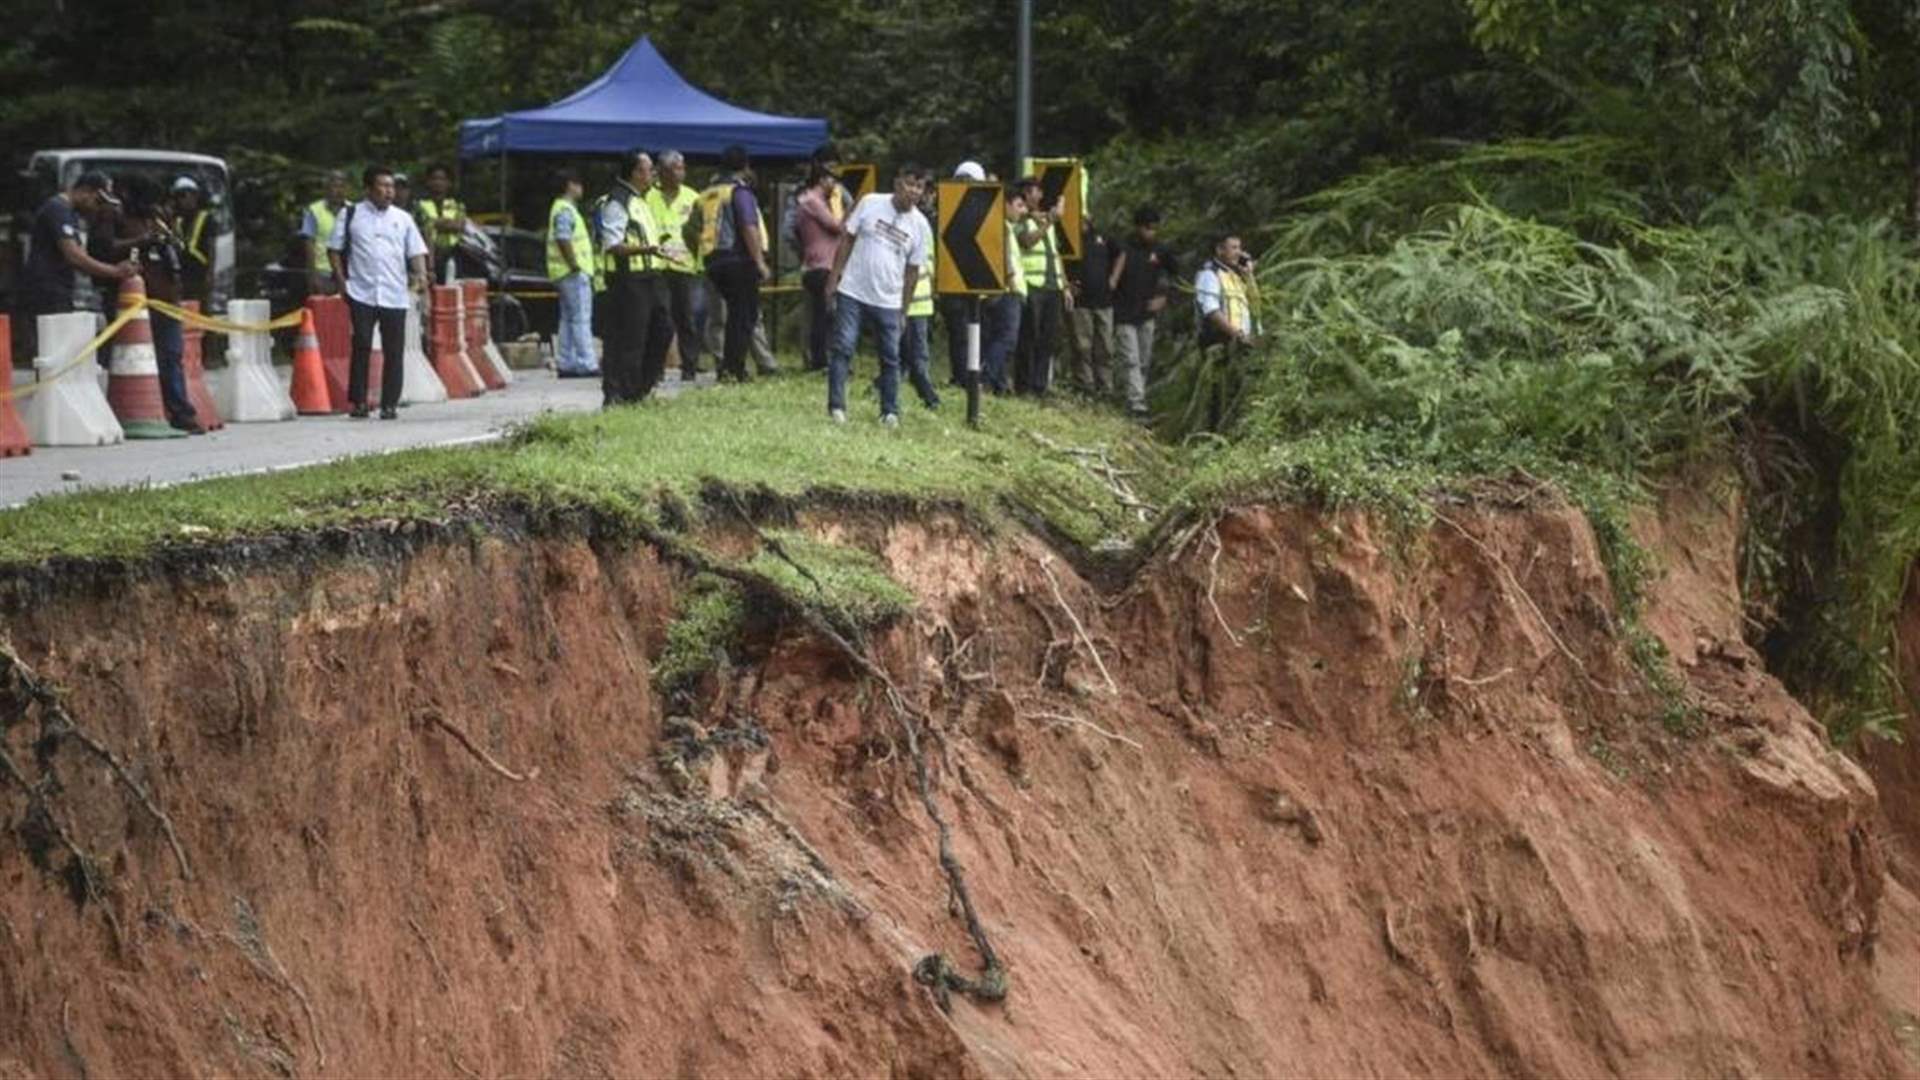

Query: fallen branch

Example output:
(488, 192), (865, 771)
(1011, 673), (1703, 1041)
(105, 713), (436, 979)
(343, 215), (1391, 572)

(421, 711), (534, 782)
(1036, 557), (1118, 695)
(1028, 711), (1143, 751)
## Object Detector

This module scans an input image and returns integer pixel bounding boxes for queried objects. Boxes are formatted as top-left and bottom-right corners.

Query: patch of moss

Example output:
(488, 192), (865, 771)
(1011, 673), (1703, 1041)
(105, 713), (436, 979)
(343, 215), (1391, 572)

(654, 574), (747, 696)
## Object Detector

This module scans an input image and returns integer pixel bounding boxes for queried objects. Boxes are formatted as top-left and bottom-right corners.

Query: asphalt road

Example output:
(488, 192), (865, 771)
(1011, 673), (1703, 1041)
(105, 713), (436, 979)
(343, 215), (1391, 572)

(0, 366), (671, 508)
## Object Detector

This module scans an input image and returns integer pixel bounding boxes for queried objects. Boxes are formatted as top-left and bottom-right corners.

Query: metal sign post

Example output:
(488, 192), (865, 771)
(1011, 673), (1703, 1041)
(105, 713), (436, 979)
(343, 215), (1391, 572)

(935, 180), (1008, 430)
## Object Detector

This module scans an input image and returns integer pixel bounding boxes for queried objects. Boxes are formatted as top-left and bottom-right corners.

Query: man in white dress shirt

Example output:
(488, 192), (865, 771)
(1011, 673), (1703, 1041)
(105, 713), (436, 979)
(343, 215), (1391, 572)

(328, 165), (430, 419)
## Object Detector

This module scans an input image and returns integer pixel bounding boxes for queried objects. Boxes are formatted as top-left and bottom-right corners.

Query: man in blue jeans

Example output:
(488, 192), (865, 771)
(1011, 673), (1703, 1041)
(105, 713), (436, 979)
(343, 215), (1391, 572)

(823, 165), (933, 427)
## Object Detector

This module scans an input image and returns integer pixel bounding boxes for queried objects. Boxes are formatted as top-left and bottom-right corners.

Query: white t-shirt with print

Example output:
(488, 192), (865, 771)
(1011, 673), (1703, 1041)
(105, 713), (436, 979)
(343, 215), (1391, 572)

(834, 193), (931, 312)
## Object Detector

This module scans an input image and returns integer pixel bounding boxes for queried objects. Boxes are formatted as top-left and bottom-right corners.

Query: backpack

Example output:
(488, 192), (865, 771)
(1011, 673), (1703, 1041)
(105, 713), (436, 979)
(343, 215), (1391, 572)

(695, 181), (739, 259)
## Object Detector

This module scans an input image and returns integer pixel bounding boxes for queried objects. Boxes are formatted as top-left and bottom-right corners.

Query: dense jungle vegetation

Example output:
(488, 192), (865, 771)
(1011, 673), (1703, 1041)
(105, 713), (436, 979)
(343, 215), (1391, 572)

(10, 0), (1920, 737)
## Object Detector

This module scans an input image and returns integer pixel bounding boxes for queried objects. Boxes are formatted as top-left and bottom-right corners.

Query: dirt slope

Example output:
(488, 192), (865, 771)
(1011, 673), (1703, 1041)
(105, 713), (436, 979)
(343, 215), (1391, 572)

(0, 490), (1902, 1077)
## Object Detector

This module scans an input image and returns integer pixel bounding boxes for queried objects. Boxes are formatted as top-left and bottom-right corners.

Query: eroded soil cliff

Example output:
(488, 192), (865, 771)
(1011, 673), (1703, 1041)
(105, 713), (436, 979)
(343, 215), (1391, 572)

(0, 487), (1902, 1077)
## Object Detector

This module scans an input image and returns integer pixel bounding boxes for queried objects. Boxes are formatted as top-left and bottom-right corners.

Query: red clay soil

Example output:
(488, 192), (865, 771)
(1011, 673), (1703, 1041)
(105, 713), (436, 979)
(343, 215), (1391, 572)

(0, 488), (1904, 1078)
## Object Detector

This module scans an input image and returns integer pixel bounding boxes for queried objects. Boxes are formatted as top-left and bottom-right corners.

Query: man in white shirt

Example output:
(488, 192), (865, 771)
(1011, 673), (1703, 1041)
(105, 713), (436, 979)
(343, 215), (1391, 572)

(328, 166), (430, 419)
(822, 165), (933, 427)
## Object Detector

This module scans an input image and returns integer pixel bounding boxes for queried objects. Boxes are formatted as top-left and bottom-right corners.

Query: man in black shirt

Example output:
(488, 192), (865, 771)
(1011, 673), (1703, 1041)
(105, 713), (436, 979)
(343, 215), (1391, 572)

(17, 171), (134, 360)
(1065, 212), (1115, 395)
(1109, 206), (1177, 418)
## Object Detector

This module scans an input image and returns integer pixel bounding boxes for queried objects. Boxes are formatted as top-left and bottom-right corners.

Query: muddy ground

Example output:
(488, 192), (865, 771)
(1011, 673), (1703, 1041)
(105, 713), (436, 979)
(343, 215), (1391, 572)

(0, 483), (1912, 1077)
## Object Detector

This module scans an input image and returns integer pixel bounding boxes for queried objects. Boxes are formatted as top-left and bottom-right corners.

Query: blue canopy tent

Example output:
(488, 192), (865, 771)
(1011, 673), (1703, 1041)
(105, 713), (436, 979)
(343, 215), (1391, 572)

(459, 36), (828, 159)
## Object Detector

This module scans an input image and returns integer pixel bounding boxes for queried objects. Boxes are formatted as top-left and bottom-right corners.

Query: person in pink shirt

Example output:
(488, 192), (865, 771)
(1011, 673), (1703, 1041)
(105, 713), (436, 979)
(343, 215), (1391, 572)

(795, 164), (845, 371)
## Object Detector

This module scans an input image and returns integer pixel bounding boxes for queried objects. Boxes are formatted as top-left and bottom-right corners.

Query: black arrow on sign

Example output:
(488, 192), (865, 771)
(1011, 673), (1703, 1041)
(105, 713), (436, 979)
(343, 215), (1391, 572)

(942, 187), (1000, 291)
(1038, 164), (1078, 258)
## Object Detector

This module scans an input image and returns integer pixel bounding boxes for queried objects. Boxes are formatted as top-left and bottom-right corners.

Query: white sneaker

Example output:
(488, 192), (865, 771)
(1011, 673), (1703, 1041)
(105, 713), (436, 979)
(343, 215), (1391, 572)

(881, 413), (899, 429)
(830, 409), (847, 424)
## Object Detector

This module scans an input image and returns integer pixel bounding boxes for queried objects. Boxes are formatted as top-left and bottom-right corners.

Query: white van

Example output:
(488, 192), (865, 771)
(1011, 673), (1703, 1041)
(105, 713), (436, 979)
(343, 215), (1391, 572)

(13, 148), (236, 314)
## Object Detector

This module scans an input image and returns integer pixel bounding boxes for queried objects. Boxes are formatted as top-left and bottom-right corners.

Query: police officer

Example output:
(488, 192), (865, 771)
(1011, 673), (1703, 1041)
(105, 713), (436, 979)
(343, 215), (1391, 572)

(171, 176), (212, 307)
(299, 170), (349, 296)
(598, 150), (675, 405)
(415, 164), (470, 281)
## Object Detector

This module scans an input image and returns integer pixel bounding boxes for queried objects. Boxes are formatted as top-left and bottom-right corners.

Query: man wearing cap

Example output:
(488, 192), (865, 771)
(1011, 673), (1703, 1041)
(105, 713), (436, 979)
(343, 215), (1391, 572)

(392, 172), (414, 215)
(171, 176), (212, 307)
(16, 172), (134, 360)
(300, 170), (350, 296)
(328, 166), (430, 420)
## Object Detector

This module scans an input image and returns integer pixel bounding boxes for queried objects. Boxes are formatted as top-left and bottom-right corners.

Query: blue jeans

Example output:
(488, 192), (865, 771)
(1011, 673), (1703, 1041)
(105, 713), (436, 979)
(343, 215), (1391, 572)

(827, 295), (901, 416)
(900, 315), (940, 408)
(981, 293), (1023, 393)
(556, 272), (596, 373)
(150, 308), (195, 422)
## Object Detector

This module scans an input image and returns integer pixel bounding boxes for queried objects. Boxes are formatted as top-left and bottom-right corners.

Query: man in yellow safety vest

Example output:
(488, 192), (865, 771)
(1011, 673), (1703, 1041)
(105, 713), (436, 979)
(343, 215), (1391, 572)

(416, 164), (471, 282)
(646, 149), (705, 381)
(598, 149), (675, 405)
(299, 169), (349, 296)
(1193, 232), (1260, 431)
(1012, 175), (1071, 396)
(546, 168), (599, 378)
(170, 175), (212, 307)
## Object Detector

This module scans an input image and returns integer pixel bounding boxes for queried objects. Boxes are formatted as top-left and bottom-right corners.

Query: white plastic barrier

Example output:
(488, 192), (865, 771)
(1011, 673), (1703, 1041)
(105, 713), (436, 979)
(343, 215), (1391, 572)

(399, 296), (447, 404)
(24, 312), (124, 446)
(218, 299), (296, 422)
(483, 338), (514, 387)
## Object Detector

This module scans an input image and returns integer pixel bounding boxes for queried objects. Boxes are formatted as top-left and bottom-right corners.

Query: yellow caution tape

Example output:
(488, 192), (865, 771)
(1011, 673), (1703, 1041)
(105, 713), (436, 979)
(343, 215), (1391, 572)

(6, 297), (301, 402)
(145, 298), (305, 335)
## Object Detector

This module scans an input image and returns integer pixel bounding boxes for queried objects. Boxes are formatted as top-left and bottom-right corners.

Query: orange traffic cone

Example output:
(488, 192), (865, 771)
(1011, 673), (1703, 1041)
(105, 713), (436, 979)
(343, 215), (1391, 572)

(180, 301), (224, 431)
(104, 274), (185, 439)
(0, 315), (30, 458)
(291, 308), (333, 416)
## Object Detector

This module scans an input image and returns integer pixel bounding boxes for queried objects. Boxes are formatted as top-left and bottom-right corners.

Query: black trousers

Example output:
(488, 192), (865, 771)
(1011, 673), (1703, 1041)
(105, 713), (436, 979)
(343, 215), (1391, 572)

(604, 272), (672, 405)
(1015, 287), (1062, 395)
(802, 268), (832, 370)
(347, 297), (407, 409)
(663, 272), (702, 377)
(707, 258), (760, 381)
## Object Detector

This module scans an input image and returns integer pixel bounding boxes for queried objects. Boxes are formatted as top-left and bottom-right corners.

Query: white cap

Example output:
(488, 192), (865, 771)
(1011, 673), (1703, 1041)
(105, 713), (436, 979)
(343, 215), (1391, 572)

(171, 176), (199, 193)
(953, 161), (986, 181)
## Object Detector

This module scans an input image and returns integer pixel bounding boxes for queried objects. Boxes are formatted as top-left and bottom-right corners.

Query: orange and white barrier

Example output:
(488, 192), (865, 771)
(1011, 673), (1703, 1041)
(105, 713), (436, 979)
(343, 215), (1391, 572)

(104, 274), (185, 439)
(431, 285), (485, 398)
(24, 312), (123, 446)
(0, 316), (31, 457)
(460, 281), (507, 390)
(217, 299), (296, 422)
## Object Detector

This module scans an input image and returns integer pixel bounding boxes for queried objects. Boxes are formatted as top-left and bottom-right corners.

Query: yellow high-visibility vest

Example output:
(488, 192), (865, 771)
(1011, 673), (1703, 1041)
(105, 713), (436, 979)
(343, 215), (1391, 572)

(307, 199), (339, 272)
(546, 196), (595, 282)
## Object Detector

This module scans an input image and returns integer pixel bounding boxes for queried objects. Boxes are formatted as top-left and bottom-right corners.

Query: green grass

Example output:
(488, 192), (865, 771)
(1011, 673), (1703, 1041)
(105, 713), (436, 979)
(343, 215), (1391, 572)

(748, 530), (917, 631)
(0, 375), (1169, 565)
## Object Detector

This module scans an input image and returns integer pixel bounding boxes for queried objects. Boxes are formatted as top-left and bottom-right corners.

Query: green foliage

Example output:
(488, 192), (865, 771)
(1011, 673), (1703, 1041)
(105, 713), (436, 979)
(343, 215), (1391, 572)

(655, 574), (747, 697)
(1169, 140), (1920, 740)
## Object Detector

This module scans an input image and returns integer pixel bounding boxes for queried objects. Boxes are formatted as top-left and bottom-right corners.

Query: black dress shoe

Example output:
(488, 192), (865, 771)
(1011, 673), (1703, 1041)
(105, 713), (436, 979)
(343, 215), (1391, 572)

(348, 404), (370, 419)
(169, 416), (207, 435)
(379, 406), (398, 420)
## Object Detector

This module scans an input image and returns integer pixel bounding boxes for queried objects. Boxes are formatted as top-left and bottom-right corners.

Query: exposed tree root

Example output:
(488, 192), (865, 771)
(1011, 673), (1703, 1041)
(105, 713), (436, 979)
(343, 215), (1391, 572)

(419, 709), (535, 782)
(713, 500), (1008, 1009)
(1036, 556), (1118, 695)
(0, 641), (193, 881)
